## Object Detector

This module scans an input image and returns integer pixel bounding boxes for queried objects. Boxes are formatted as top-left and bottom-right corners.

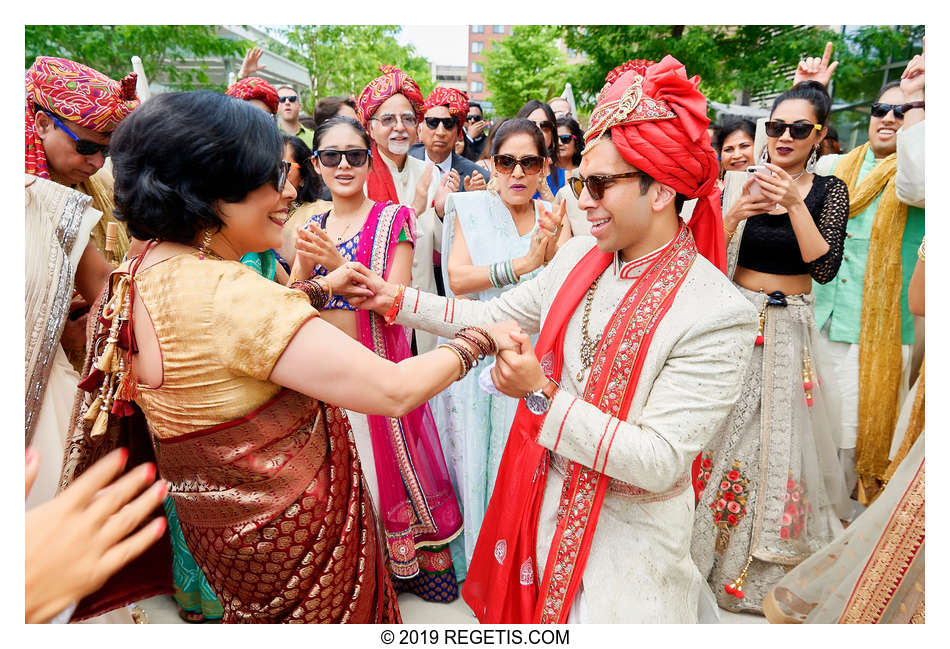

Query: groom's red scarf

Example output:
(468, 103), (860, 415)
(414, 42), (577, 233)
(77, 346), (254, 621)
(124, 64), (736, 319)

(462, 224), (697, 623)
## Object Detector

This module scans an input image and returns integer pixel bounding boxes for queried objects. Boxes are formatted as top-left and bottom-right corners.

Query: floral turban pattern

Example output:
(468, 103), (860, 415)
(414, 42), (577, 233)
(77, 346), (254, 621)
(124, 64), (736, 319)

(424, 86), (469, 135)
(225, 77), (280, 114)
(25, 56), (139, 178)
(356, 65), (425, 127)
(584, 56), (725, 273)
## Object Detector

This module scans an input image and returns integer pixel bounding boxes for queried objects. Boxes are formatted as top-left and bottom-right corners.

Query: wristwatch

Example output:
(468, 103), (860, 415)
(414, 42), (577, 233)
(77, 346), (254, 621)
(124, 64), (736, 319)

(524, 378), (560, 415)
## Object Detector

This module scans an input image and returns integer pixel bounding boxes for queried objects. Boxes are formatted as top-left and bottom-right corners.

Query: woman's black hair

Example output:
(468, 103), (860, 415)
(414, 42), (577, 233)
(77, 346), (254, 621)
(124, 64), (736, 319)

(313, 96), (358, 128)
(313, 115), (372, 151)
(110, 91), (283, 244)
(489, 118), (548, 160)
(516, 99), (560, 166)
(556, 116), (585, 167)
(282, 134), (321, 203)
(875, 79), (902, 103)
(770, 80), (832, 126)
(715, 116), (756, 155)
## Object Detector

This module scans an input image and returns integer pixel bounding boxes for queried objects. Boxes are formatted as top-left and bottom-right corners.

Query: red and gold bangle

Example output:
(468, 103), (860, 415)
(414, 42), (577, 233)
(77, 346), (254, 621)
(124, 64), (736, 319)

(384, 284), (406, 325)
(438, 342), (469, 380)
(455, 330), (491, 359)
(458, 326), (498, 356)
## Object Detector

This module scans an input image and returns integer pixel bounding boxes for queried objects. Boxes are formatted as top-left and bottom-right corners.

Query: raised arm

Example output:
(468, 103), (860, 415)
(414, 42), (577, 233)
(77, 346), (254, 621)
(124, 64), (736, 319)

(897, 40), (925, 207)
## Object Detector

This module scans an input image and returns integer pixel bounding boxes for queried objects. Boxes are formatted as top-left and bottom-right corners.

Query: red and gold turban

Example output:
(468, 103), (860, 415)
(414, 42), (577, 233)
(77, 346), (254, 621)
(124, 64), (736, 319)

(424, 86), (469, 135)
(584, 56), (725, 273)
(25, 56), (139, 178)
(225, 77), (280, 114)
(356, 65), (425, 127)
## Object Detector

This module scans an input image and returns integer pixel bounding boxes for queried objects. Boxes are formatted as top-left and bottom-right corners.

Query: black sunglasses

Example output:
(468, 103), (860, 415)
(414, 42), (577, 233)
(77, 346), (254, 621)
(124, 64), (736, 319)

(558, 134), (575, 144)
(870, 102), (908, 120)
(532, 119), (554, 132)
(466, 114), (482, 122)
(278, 95), (298, 104)
(48, 113), (109, 156)
(314, 149), (371, 168)
(492, 154), (544, 175)
(274, 160), (292, 193)
(764, 120), (823, 140)
(424, 116), (459, 131)
(569, 171), (644, 201)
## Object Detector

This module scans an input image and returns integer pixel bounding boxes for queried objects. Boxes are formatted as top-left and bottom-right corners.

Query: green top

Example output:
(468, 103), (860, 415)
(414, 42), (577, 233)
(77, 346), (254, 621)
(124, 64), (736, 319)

(812, 147), (925, 345)
(295, 125), (314, 149)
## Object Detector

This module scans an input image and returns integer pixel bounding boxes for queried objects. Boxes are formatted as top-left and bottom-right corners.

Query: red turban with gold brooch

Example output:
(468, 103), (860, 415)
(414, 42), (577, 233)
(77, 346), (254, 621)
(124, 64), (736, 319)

(424, 86), (469, 136)
(356, 65), (425, 127)
(584, 56), (725, 273)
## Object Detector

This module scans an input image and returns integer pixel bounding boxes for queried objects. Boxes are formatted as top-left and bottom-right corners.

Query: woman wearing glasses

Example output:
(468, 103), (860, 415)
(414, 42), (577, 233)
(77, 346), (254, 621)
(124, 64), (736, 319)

(294, 115), (466, 603)
(516, 100), (563, 199)
(432, 118), (566, 581)
(61, 93), (515, 622)
(690, 81), (851, 614)
(552, 116), (588, 238)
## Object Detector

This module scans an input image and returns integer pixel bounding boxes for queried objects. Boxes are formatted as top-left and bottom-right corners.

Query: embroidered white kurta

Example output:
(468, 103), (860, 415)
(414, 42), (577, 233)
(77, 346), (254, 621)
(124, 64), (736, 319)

(377, 150), (442, 353)
(396, 235), (758, 622)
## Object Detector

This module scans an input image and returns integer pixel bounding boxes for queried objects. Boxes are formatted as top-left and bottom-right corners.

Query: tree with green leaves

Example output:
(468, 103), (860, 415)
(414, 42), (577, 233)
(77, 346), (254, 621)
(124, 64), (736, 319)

(25, 25), (247, 91)
(482, 25), (570, 117)
(270, 26), (432, 113)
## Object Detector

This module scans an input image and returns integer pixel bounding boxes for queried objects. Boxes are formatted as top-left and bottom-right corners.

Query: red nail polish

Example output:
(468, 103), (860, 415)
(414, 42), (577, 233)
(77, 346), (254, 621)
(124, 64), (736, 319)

(142, 462), (156, 482)
(117, 447), (130, 465)
(154, 479), (168, 498)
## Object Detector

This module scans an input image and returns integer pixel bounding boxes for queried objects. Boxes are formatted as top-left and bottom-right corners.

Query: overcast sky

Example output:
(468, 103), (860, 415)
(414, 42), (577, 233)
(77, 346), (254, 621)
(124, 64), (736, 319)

(397, 25), (470, 67)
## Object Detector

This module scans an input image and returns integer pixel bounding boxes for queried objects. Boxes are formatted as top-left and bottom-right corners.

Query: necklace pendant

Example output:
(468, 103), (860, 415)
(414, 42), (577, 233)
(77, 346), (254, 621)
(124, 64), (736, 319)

(576, 369), (585, 382)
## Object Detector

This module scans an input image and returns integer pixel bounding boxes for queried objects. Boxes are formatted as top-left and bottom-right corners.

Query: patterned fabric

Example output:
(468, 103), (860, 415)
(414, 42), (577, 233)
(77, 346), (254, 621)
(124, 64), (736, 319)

(162, 497), (223, 620)
(225, 77), (279, 114)
(356, 65), (424, 126)
(583, 56), (724, 274)
(391, 545), (459, 602)
(424, 86), (469, 135)
(25, 56), (139, 178)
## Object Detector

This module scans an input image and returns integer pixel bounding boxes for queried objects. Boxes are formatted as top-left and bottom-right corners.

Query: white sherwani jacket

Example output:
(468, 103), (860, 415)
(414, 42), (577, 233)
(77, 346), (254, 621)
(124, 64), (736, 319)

(396, 235), (758, 622)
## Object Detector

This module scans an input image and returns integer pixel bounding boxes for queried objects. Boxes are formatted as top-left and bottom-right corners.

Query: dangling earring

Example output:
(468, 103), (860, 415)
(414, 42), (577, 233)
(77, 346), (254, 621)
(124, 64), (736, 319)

(197, 229), (214, 260)
(487, 170), (499, 195)
(758, 147), (770, 165)
(805, 146), (819, 173)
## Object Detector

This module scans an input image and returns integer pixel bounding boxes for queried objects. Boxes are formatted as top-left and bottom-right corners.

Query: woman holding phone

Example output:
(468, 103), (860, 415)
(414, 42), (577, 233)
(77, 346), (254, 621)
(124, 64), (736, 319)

(690, 81), (851, 614)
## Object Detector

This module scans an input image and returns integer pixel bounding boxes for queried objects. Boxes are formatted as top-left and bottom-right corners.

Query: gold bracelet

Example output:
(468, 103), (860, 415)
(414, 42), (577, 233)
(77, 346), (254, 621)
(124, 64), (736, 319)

(313, 276), (333, 301)
(438, 343), (468, 380)
(724, 225), (736, 241)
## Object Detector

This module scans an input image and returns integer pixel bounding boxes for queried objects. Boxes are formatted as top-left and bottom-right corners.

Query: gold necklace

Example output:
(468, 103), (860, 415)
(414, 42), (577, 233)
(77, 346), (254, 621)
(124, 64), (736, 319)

(328, 210), (359, 243)
(577, 276), (602, 382)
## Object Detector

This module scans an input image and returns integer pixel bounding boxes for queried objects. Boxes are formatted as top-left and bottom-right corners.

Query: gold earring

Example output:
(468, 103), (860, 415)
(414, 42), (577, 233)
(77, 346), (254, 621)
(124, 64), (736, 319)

(197, 229), (214, 260)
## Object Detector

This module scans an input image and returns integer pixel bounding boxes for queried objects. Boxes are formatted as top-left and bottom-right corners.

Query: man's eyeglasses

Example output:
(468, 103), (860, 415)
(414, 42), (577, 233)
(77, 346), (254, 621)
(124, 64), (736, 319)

(314, 149), (371, 168)
(558, 134), (576, 144)
(275, 160), (292, 193)
(569, 171), (644, 201)
(371, 112), (418, 128)
(531, 119), (554, 132)
(870, 102), (908, 120)
(763, 121), (823, 140)
(48, 113), (109, 156)
(466, 114), (482, 123)
(424, 116), (459, 131)
(278, 95), (298, 104)
(492, 154), (544, 175)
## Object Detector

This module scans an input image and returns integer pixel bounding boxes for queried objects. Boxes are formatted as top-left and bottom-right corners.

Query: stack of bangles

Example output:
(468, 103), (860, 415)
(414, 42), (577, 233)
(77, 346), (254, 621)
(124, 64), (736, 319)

(489, 260), (520, 289)
(291, 277), (333, 310)
(438, 326), (498, 380)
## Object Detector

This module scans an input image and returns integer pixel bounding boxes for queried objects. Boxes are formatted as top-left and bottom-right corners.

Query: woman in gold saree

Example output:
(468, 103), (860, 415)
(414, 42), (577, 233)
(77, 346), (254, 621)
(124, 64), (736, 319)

(60, 91), (514, 623)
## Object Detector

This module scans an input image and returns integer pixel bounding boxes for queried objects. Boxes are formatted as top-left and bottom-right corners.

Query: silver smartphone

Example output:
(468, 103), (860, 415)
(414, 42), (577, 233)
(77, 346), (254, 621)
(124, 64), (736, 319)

(747, 165), (772, 197)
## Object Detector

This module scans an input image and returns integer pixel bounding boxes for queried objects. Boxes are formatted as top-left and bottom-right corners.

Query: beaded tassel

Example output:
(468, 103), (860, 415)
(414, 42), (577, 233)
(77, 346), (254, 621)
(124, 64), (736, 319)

(802, 346), (815, 407)
(724, 555), (754, 599)
(754, 303), (766, 346)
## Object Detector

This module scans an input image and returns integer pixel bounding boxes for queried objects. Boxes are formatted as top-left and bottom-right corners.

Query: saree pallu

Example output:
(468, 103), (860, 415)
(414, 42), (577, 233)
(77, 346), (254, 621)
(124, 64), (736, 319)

(690, 286), (851, 614)
(314, 201), (462, 599)
(153, 389), (400, 623)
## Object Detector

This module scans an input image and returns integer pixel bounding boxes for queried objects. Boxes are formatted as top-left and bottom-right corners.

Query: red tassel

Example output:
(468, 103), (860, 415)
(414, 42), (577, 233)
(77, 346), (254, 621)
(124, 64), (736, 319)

(111, 399), (136, 417)
(805, 396), (814, 407)
(802, 380), (813, 391)
(754, 335), (764, 346)
(116, 366), (139, 403)
(77, 367), (105, 392)
(734, 589), (745, 599)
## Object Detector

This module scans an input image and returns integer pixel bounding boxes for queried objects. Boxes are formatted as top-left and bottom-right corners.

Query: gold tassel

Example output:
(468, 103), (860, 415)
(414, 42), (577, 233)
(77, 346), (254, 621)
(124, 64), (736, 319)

(95, 341), (116, 372)
(83, 395), (103, 422)
(90, 405), (111, 438)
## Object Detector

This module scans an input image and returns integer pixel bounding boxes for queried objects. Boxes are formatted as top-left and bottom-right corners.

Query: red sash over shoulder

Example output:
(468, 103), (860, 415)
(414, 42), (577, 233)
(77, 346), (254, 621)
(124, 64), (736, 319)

(462, 224), (697, 623)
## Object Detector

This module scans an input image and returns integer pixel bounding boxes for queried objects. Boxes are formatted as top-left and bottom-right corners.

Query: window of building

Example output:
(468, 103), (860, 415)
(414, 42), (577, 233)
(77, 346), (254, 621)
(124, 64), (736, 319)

(472, 41), (483, 54)
(472, 25), (484, 33)
(471, 81), (483, 94)
(493, 25), (505, 34)
(471, 61), (482, 73)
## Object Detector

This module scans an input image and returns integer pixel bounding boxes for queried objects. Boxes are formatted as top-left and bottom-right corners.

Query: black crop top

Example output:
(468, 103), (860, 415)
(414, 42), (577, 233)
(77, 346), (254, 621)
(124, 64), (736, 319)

(736, 174), (849, 284)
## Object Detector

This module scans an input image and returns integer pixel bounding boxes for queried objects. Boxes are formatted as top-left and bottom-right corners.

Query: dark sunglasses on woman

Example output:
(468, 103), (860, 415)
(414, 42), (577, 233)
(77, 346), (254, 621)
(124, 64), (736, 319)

(424, 116), (458, 131)
(48, 113), (109, 156)
(763, 121), (823, 140)
(557, 134), (575, 144)
(569, 171), (644, 201)
(869, 102), (909, 120)
(532, 120), (554, 132)
(314, 149), (371, 168)
(492, 154), (543, 175)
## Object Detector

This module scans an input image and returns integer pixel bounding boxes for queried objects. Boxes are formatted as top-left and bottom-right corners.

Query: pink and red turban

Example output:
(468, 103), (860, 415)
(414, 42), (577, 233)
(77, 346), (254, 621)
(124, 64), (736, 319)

(584, 56), (725, 273)
(424, 86), (469, 135)
(356, 65), (425, 127)
(25, 56), (140, 178)
(225, 76), (280, 114)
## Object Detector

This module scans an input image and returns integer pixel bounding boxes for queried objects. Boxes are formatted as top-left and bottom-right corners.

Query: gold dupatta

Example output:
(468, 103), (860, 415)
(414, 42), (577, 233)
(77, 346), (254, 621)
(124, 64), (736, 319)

(833, 143), (909, 500)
